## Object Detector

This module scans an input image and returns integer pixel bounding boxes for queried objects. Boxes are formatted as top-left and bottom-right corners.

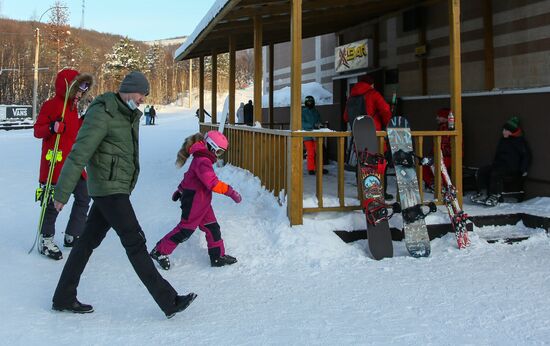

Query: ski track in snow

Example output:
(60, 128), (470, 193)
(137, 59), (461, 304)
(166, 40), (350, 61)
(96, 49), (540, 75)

(1, 106), (550, 345)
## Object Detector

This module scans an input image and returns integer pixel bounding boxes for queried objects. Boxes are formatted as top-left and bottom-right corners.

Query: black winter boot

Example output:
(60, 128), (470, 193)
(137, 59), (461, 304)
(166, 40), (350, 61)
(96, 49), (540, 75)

(166, 293), (197, 319)
(52, 299), (94, 314)
(211, 254), (238, 267)
(150, 248), (171, 270)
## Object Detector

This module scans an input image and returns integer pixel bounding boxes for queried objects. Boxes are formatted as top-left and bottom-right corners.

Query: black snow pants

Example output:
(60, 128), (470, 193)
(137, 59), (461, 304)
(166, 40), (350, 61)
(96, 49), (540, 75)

(52, 194), (179, 314)
(41, 177), (90, 237)
(476, 165), (519, 195)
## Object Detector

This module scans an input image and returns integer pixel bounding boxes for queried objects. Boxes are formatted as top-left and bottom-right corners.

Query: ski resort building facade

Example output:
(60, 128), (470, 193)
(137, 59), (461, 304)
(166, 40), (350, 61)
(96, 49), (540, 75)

(175, 0), (549, 225)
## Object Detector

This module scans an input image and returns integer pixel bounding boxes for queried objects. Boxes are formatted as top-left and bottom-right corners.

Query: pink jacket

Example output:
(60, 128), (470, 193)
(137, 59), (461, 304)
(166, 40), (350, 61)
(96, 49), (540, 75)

(176, 141), (220, 225)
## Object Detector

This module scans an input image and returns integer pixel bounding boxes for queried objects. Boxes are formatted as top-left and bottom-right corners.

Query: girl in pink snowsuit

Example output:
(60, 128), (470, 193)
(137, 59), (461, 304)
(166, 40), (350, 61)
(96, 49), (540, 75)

(150, 131), (242, 270)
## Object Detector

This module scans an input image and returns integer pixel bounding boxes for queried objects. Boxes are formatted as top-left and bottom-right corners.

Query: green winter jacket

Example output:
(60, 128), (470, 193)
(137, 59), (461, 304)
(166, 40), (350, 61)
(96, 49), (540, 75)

(55, 92), (142, 204)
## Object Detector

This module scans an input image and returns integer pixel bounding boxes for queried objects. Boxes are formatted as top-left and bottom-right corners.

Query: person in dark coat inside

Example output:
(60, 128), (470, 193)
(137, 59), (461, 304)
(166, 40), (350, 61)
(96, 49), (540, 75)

(243, 100), (253, 126)
(471, 116), (531, 207)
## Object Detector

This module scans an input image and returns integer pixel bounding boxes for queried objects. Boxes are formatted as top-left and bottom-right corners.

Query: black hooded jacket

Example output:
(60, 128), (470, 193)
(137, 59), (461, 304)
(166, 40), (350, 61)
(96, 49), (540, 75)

(493, 135), (531, 174)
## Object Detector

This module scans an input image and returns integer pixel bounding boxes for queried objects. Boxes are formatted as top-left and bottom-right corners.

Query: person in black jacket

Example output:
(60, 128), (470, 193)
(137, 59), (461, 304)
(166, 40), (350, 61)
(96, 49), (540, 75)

(149, 105), (156, 125)
(243, 100), (253, 126)
(471, 116), (531, 206)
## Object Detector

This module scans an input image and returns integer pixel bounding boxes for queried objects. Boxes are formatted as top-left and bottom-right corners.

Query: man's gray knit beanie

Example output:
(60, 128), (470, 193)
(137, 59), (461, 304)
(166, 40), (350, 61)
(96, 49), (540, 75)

(119, 71), (150, 95)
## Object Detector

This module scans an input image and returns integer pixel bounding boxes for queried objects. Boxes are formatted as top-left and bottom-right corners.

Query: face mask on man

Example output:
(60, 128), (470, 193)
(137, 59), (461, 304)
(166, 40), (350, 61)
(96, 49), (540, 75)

(126, 99), (138, 110)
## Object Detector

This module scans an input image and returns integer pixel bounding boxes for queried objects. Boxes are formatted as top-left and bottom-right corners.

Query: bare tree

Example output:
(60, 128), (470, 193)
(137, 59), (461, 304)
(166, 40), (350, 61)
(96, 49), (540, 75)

(46, 1), (71, 73)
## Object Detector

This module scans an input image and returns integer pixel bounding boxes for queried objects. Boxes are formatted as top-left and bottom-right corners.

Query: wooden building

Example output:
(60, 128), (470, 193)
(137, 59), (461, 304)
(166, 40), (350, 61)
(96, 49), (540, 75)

(175, 0), (468, 225)
(264, 0), (550, 199)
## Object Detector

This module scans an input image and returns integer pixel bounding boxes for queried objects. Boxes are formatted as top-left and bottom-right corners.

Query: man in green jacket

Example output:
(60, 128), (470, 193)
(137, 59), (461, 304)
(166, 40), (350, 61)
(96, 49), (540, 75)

(51, 71), (196, 319)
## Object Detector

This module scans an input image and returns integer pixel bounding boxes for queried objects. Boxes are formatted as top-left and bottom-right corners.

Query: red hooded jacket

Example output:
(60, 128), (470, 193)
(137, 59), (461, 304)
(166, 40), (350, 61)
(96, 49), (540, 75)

(343, 81), (392, 131)
(34, 69), (92, 184)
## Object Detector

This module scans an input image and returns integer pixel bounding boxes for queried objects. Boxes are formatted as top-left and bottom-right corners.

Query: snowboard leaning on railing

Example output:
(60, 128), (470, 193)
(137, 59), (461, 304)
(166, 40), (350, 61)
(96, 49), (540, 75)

(29, 79), (78, 254)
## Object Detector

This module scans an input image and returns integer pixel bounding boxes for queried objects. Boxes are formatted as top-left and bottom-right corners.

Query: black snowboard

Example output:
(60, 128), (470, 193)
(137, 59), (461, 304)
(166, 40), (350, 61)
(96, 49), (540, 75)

(353, 116), (393, 260)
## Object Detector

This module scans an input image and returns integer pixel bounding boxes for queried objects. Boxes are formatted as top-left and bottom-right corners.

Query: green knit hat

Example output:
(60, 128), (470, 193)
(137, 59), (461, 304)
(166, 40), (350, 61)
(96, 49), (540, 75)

(503, 116), (520, 132)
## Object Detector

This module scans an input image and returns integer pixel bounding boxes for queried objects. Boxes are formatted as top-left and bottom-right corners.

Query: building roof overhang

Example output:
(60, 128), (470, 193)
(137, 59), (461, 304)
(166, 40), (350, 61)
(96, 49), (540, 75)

(175, 0), (431, 61)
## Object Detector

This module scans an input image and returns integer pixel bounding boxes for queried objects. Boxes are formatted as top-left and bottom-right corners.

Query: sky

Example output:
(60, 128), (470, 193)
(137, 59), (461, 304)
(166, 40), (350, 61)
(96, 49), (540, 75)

(1, 0), (218, 41)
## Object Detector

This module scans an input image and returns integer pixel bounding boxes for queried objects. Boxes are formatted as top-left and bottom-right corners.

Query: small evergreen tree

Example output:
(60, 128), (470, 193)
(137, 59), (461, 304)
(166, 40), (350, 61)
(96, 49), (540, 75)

(102, 37), (145, 90)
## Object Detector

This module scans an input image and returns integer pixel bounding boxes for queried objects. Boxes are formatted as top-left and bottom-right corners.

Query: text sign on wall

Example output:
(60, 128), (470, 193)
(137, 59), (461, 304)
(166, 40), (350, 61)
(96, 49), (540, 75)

(334, 39), (373, 73)
(6, 105), (32, 119)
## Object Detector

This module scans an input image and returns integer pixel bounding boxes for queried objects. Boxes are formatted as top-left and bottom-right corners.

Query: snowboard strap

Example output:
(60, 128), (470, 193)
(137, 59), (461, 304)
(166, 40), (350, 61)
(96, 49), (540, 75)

(359, 150), (387, 175)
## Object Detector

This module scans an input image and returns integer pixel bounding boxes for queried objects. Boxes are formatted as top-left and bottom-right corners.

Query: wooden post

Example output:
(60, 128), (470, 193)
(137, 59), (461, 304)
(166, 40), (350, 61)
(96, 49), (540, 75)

(449, 0), (463, 206)
(316, 138), (323, 208)
(338, 137), (345, 207)
(253, 16), (263, 125)
(199, 55), (205, 122)
(211, 50), (218, 124)
(483, 0), (495, 90)
(229, 36), (236, 125)
(188, 59), (193, 109)
(288, 0), (303, 225)
(269, 43), (275, 128)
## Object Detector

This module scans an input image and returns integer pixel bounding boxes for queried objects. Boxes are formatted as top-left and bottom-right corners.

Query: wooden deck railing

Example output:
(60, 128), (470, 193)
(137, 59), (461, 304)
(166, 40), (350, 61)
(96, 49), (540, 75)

(200, 123), (458, 224)
(200, 124), (290, 197)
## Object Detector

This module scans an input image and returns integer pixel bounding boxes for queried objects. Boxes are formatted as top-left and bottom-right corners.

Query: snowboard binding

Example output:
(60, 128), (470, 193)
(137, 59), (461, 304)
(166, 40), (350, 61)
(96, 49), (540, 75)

(364, 199), (401, 225)
(401, 202), (437, 224)
(358, 150), (386, 175)
(392, 149), (416, 168)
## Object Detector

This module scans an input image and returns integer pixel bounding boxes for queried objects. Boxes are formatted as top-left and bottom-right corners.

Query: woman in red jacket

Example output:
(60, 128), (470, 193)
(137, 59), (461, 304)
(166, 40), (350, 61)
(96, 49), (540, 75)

(34, 68), (93, 260)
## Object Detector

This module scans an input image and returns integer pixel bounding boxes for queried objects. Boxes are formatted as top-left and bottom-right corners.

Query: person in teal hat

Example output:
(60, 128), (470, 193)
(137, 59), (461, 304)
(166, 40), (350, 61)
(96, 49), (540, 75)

(301, 95), (328, 175)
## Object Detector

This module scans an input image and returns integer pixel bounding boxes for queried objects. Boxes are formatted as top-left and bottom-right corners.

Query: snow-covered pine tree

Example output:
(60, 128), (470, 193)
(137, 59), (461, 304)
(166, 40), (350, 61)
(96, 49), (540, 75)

(102, 37), (146, 90)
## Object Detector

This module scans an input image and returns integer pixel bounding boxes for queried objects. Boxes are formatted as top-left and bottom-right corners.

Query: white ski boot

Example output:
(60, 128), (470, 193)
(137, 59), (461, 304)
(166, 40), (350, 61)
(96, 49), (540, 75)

(40, 236), (63, 260)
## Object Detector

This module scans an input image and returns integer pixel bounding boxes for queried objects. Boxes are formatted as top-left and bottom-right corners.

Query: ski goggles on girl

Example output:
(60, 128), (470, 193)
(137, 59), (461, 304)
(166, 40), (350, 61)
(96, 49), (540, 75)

(205, 138), (226, 157)
(213, 148), (225, 157)
(78, 82), (90, 92)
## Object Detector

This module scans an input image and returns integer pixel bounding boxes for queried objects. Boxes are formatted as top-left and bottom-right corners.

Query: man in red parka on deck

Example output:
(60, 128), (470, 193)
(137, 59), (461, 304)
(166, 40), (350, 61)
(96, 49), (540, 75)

(34, 68), (93, 260)
(343, 75), (392, 131)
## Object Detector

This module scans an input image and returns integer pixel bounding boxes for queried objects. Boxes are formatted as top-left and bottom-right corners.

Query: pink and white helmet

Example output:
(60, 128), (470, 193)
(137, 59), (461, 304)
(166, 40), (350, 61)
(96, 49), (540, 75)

(204, 130), (228, 155)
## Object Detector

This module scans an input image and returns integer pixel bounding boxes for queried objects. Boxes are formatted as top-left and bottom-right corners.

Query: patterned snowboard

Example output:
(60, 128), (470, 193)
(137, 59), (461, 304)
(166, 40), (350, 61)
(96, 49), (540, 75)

(353, 116), (393, 260)
(387, 116), (431, 257)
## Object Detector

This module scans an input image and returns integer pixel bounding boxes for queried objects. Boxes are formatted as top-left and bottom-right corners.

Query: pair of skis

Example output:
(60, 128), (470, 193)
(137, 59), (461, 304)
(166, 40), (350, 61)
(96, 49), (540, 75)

(28, 79), (77, 254)
(430, 152), (472, 249)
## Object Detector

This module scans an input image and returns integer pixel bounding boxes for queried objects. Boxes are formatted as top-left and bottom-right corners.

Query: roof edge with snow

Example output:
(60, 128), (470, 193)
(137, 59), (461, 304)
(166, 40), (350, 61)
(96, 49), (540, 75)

(174, 0), (235, 61)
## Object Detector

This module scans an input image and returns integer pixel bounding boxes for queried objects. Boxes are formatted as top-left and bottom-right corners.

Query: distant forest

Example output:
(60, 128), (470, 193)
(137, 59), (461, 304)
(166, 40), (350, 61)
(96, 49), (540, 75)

(0, 3), (254, 107)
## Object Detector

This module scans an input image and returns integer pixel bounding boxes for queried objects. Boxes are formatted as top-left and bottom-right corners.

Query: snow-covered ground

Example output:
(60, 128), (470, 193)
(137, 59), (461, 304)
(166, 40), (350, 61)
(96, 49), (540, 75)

(1, 105), (550, 345)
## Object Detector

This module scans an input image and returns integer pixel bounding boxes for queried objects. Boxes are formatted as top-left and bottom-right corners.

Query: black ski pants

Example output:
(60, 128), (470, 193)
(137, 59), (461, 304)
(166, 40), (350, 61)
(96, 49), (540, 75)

(476, 165), (520, 195)
(41, 177), (90, 238)
(52, 194), (178, 314)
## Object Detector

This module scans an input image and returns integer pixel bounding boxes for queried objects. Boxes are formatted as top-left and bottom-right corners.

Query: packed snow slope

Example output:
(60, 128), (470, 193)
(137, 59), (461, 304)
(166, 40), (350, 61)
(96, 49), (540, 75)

(1, 106), (549, 345)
